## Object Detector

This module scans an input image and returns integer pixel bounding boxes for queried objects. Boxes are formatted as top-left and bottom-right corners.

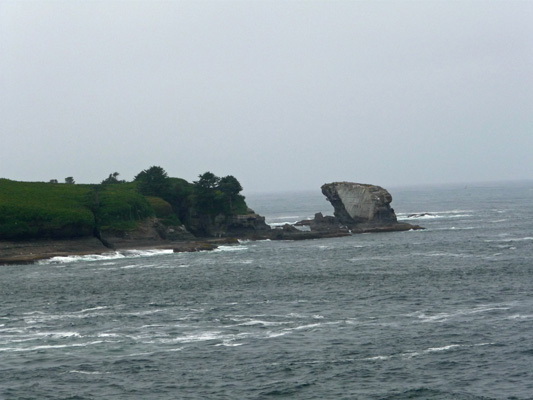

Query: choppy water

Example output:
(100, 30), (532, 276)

(1, 182), (533, 399)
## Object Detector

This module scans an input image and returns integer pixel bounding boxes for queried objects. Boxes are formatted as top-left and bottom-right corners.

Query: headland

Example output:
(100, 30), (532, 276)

(0, 170), (422, 264)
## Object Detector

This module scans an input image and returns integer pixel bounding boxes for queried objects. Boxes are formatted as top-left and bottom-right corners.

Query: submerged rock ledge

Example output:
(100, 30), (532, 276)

(0, 182), (422, 264)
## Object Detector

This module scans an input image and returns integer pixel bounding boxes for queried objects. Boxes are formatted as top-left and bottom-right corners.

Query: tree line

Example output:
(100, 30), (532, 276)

(132, 166), (246, 224)
(48, 166), (247, 232)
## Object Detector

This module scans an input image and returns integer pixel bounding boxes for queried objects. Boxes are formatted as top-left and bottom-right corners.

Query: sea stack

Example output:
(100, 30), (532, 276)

(320, 182), (422, 232)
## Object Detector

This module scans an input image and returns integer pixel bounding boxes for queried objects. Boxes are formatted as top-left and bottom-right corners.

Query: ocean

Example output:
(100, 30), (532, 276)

(1, 182), (532, 399)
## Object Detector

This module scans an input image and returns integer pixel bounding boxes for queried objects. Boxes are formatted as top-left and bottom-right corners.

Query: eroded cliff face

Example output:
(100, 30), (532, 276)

(184, 209), (271, 238)
(321, 182), (402, 229)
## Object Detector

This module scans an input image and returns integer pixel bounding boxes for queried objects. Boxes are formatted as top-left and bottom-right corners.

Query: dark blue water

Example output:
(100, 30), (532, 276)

(1, 182), (533, 399)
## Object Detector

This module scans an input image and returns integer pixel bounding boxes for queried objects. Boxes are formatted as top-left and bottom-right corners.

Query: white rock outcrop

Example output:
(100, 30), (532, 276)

(321, 182), (398, 227)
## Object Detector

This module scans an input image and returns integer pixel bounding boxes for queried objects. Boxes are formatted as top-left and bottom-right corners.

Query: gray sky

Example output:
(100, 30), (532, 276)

(1, 1), (532, 193)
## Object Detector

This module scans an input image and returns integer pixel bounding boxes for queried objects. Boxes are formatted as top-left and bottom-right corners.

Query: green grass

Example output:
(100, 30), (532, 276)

(91, 183), (154, 231)
(0, 179), (94, 239)
(0, 175), (253, 241)
(0, 179), (154, 240)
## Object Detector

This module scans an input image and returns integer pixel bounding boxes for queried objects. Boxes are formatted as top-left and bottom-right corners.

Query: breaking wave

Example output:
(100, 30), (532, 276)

(38, 249), (174, 265)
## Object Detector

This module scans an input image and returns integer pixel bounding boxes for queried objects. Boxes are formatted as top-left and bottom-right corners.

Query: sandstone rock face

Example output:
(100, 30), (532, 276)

(321, 182), (398, 227)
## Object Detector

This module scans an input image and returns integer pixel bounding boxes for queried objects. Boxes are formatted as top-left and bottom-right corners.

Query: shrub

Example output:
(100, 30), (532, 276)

(146, 196), (174, 218)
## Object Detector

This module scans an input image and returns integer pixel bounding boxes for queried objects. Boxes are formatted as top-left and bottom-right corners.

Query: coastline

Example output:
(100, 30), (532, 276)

(0, 180), (423, 265)
(0, 238), (111, 265)
(0, 224), (418, 265)
(0, 237), (242, 265)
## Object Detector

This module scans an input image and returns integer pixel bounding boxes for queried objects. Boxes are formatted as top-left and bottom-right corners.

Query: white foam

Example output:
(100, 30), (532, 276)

(424, 344), (461, 353)
(69, 370), (102, 375)
(264, 321), (340, 339)
(268, 221), (298, 227)
(41, 253), (126, 264)
(506, 314), (533, 320)
(401, 214), (439, 220)
(156, 331), (250, 346)
(22, 307), (111, 326)
(401, 344), (461, 359)
(162, 331), (225, 343)
(265, 331), (290, 338)
(39, 249), (174, 265)
(0, 327), (25, 334)
(167, 347), (185, 352)
(399, 210), (473, 221)
(365, 355), (391, 361)
(287, 312), (308, 318)
(485, 237), (533, 243)
(97, 332), (121, 338)
(411, 305), (510, 323)
(78, 306), (108, 313)
(214, 245), (248, 252)
(0, 340), (109, 352)
(120, 263), (156, 270)
(414, 251), (472, 258)
(22, 310), (45, 315)
(1, 337), (35, 344)
(123, 249), (174, 257)
(215, 341), (244, 347)
(36, 331), (81, 339)
(436, 209), (474, 214)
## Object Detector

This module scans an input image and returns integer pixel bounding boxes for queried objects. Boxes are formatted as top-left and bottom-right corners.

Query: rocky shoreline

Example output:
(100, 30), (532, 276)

(0, 181), (423, 265)
(0, 226), (397, 265)
(0, 237), (243, 265)
(0, 238), (113, 265)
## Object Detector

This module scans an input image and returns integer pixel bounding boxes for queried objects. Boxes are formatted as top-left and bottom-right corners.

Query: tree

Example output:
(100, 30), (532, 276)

(218, 175), (243, 196)
(65, 177), (75, 184)
(191, 172), (245, 215)
(134, 166), (170, 197)
(194, 171), (220, 190)
(49, 179), (58, 184)
(218, 175), (244, 213)
(101, 172), (125, 184)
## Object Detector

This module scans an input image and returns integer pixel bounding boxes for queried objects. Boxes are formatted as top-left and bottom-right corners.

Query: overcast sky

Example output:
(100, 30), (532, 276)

(1, 1), (532, 193)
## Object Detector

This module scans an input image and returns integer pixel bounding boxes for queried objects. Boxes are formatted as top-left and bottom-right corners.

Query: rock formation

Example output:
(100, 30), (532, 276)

(299, 182), (423, 233)
(185, 209), (271, 238)
(98, 217), (195, 250)
(225, 211), (272, 236)
(321, 182), (398, 226)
